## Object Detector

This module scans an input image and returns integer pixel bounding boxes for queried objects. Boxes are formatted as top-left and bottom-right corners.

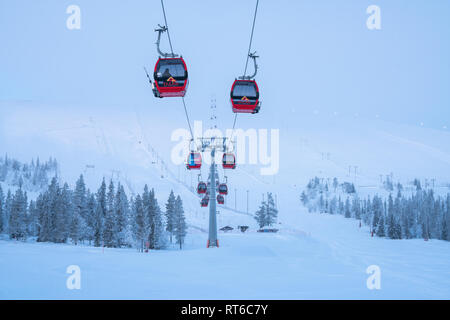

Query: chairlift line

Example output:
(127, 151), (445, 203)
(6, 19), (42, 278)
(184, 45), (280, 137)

(145, 2), (262, 213)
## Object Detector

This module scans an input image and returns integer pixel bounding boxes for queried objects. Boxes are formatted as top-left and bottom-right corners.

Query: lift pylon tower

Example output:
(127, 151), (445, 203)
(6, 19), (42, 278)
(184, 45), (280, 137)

(198, 136), (230, 248)
(208, 153), (218, 248)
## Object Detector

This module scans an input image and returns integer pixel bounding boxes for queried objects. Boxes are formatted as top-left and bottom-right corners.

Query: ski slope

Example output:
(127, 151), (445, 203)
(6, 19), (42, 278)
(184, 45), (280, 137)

(1, 100), (450, 300)
(1, 208), (449, 299)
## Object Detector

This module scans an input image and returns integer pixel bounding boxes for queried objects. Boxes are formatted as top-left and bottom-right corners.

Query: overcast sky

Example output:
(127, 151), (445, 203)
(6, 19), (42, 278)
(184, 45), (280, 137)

(1, 0), (449, 130)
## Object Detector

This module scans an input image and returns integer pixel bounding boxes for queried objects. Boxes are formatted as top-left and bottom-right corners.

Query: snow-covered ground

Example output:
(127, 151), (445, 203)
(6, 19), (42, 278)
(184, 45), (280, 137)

(1, 209), (449, 300)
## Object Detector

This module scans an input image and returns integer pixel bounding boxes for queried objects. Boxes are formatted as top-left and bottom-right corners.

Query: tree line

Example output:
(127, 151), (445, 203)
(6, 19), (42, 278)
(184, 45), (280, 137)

(0, 174), (188, 250)
(301, 177), (449, 241)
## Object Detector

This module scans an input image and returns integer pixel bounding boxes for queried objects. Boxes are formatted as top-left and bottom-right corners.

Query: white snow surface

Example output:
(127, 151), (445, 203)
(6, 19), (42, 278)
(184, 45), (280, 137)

(1, 210), (449, 299)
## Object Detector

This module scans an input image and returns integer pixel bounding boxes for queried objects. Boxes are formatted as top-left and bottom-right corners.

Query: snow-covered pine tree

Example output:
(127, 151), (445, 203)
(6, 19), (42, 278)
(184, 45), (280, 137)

(148, 188), (166, 249)
(441, 211), (448, 241)
(36, 193), (47, 242)
(94, 178), (107, 247)
(387, 211), (395, 239)
(103, 180), (117, 247)
(318, 194), (325, 213)
(142, 185), (152, 248)
(70, 175), (87, 245)
(393, 216), (402, 239)
(84, 192), (96, 245)
(9, 188), (27, 240)
(73, 175), (87, 218)
(165, 190), (176, 243)
(338, 196), (344, 215)
(69, 207), (82, 245)
(45, 177), (60, 242)
(372, 195), (383, 233)
(329, 196), (337, 215)
(4, 189), (12, 234)
(27, 199), (38, 237)
(376, 213), (385, 237)
(265, 193), (278, 226)
(0, 185), (4, 233)
(352, 195), (361, 220)
(333, 177), (338, 192)
(254, 200), (267, 228)
(174, 195), (187, 249)
(54, 183), (72, 243)
(132, 194), (146, 252)
(387, 194), (395, 238)
(344, 197), (351, 218)
(114, 183), (129, 247)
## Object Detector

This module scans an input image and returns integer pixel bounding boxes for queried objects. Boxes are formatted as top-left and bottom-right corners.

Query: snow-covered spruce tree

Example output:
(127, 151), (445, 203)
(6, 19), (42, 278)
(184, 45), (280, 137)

(70, 175), (87, 245)
(94, 178), (107, 247)
(174, 195), (187, 249)
(0, 185), (4, 233)
(132, 194), (146, 252)
(73, 175), (87, 217)
(35, 193), (46, 242)
(441, 212), (448, 241)
(352, 195), (361, 220)
(103, 180), (117, 248)
(44, 177), (60, 242)
(9, 188), (27, 240)
(344, 197), (351, 218)
(318, 194), (325, 213)
(148, 188), (166, 250)
(387, 194), (395, 239)
(54, 183), (72, 243)
(142, 185), (151, 248)
(265, 193), (278, 227)
(4, 190), (12, 234)
(371, 195), (383, 233)
(27, 199), (38, 237)
(69, 207), (83, 245)
(84, 192), (96, 245)
(329, 196), (337, 215)
(332, 177), (338, 192)
(376, 213), (385, 237)
(114, 183), (129, 247)
(338, 196), (344, 215)
(165, 190), (176, 243)
(254, 200), (267, 228)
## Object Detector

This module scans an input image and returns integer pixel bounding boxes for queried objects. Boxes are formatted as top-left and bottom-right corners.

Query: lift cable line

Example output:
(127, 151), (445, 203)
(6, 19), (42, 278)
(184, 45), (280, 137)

(243, 0), (260, 78)
(147, 1), (260, 248)
(228, 0), (260, 148)
(160, 0), (174, 56)
(182, 96), (196, 147)
(160, 0), (196, 146)
(154, 0), (196, 149)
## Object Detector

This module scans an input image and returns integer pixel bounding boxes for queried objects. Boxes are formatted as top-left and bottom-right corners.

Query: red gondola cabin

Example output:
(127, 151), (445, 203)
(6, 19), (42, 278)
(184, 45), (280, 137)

(230, 79), (260, 114)
(222, 153), (236, 169)
(186, 152), (202, 170)
(201, 196), (209, 207)
(197, 182), (207, 194)
(153, 57), (188, 98)
(218, 183), (228, 195)
(217, 194), (225, 205)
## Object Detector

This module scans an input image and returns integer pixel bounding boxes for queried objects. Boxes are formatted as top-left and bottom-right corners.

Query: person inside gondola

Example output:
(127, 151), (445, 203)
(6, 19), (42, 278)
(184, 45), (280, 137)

(162, 68), (171, 80)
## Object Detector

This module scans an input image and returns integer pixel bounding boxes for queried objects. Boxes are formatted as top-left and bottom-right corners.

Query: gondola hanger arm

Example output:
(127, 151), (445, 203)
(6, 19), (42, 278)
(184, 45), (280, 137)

(239, 51), (259, 80)
(154, 24), (178, 58)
